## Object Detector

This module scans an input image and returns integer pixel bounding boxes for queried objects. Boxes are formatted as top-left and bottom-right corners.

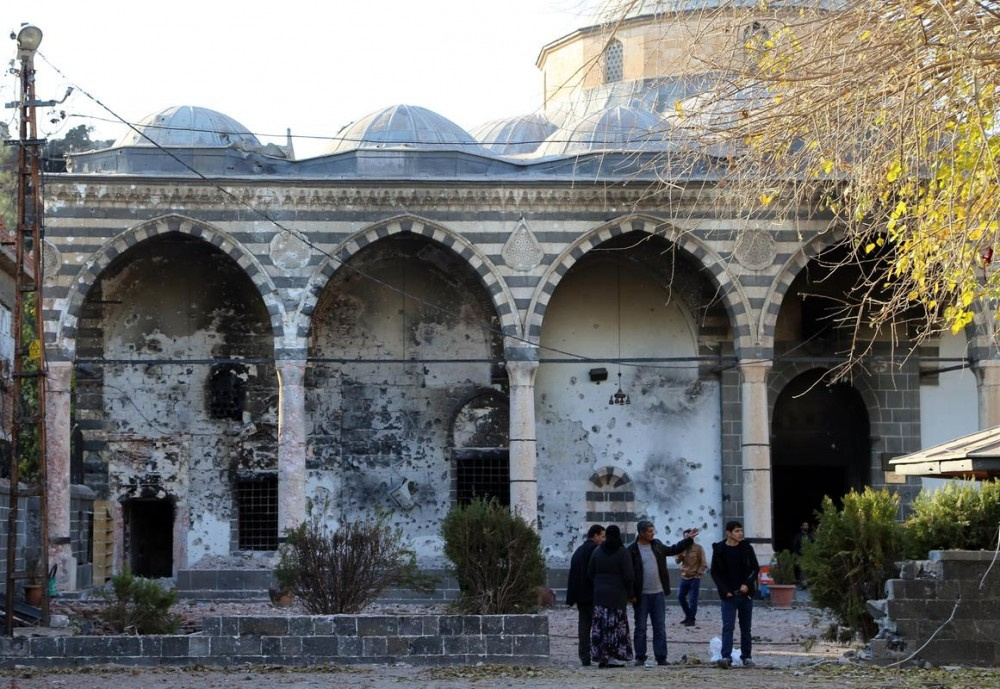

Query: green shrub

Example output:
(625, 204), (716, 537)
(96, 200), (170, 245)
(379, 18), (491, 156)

(101, 568), (180, 634)
(275, 511), (435, 614)
(903, 479), (1000, 558)
(801, 487), (903, 640)
(769, 549), (798, 585)
(441, 498), (545, 614)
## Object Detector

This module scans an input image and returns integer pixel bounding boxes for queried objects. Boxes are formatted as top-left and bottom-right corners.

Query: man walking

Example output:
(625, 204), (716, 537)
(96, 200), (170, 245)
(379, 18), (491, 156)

(565, 524), (605, 666)
(675, 528), (707, 626)
(710, 520), (760, 668)
(627, 520), (696, 666)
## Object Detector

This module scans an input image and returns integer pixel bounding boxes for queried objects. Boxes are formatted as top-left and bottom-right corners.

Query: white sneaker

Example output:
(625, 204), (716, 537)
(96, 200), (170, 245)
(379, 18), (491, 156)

(643, 660), (655, 668)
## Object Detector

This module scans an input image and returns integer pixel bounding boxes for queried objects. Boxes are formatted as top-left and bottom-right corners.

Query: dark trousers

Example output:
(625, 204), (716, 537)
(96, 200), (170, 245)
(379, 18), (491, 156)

(576, 602), (594, 664)
(678, 576), (701, 621)
(720, 594), (753, 661)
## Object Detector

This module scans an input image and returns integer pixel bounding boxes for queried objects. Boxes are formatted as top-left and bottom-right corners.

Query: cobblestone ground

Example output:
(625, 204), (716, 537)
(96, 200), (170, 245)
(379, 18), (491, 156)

(4, 603), (998, 688)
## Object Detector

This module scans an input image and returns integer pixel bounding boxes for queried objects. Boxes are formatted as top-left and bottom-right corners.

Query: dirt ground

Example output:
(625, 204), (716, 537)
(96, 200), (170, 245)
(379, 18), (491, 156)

(5, 599), (998, 689)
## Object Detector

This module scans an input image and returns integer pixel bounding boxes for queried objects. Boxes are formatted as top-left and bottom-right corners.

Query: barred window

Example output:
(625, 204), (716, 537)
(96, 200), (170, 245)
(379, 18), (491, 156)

(236, 475), (278, 551)
(604, 40), (623, 83)
(208, 363), (247, 420)
(455, 451), (510, 507)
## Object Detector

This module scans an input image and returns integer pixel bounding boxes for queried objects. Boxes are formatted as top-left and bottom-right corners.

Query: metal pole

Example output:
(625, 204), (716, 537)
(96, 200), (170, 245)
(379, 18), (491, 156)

(4, 25), (49, 634)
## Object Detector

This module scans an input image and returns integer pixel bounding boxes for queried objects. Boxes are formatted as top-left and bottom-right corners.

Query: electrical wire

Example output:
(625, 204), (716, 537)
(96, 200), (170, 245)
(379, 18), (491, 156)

(34, 51), (733, 373)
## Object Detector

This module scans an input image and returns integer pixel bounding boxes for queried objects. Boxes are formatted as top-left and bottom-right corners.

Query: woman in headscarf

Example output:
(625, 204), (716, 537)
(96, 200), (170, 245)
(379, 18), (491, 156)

(587, 524), (635, 667)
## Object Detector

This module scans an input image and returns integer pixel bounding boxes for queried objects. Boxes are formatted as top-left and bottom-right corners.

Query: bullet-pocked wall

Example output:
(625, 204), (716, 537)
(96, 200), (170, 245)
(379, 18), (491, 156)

(536, 232), (729, 565)
(305, 233), (504, 562)
(73, 233), (278, 574)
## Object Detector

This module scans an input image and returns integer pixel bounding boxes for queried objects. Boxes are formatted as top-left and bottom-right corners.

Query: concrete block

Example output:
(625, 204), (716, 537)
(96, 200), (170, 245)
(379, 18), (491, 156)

(188, 636), (211, 657)
(486, 635), (513, 655)
(443, 635), (468, 655)
(240, 617), (289, 636)
(467, 635), (486, 655)
(483, 616), (504, 634)
(409, 635), (443, 656)
(439, 616), (464, 635)
(200, 617), (221, 635)
(288, 616), (316, 635)
(280, 636), (302, 656)
(301, 636), (338, 657)
(462, 616), (482, 635)
(386, 636), (410, 656)
(358, 616), (397, 636)
(334, 617), (359, 635)
(398, 616), (423, 636)
(338, 636), (362, 656)
(514, 634), (549, 656)
(362, 636), (387, 656)
(421, 616), (440, 635)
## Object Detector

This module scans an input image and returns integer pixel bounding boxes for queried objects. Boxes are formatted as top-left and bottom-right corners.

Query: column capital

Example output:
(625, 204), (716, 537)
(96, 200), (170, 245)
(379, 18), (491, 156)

(738, 358), (772, 385)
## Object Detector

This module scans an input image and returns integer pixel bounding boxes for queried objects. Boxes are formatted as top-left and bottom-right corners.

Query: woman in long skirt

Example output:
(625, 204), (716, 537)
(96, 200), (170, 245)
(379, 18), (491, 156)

(587, 524), (635, 667)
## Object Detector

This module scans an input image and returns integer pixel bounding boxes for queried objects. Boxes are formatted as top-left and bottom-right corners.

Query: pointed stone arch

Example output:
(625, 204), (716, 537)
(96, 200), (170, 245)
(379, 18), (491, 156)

(757, 228), (846, 351)
(56, 214), (284, 359)
(296, 214), (520, 343)
(524, 215), (750, 352)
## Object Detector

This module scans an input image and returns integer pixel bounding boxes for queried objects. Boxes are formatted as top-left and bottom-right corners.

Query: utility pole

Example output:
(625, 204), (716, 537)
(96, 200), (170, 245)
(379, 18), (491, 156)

(4, 24), (50, 633)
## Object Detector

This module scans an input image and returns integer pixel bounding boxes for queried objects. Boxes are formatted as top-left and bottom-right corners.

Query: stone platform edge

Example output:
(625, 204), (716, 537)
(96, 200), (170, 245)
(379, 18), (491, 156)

(0, 613), (549, 668)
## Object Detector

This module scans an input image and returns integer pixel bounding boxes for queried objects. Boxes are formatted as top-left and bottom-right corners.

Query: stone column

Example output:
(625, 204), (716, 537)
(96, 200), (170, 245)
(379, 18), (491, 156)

(45, 361), (75, 590)
(506, 347), (540, 527)
(739, 359), (774, 562)
(975, 359), (1000, 429)
(276, 360), (307, 534)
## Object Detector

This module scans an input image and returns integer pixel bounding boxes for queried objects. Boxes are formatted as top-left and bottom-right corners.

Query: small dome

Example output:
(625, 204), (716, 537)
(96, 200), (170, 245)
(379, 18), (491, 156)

(325, 104), (483, 155)
(114, 105), (260, 148)
(538, 105), (671, 156)
(471, 114), (557, 155)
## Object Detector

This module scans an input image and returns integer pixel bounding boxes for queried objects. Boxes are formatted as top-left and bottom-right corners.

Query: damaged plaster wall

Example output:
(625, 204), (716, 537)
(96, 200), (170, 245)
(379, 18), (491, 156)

(536, 259), (722, 566)
(76, 234), (277, 571)
(306, 235), (503, 565)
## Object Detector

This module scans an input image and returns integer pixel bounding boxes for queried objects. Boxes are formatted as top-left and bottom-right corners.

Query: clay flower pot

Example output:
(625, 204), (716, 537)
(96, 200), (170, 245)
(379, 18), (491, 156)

(769, 583), (796, 609)
(23, 583), (43, 606)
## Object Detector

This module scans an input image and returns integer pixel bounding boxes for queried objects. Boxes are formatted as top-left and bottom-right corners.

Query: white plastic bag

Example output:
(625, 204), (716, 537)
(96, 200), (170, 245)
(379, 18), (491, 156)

(730, 650), (743, 667)
(709, 636), (722, 662)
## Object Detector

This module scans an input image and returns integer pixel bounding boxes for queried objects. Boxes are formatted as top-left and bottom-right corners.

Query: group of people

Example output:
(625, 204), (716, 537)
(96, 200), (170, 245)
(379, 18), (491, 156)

(566, 520), (759, 669)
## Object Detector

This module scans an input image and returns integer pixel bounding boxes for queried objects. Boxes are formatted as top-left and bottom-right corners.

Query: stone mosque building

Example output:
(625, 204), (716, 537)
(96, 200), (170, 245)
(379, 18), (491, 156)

(40, 1), (983, 589)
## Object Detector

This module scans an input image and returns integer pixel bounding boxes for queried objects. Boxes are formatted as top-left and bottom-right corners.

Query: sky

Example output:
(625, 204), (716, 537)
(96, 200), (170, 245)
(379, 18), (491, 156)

(3, 0), (605, 158)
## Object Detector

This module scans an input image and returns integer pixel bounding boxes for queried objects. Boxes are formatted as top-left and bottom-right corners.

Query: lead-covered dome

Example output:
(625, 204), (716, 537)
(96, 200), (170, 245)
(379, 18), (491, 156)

(471, 114), (557, 155)
(325, 104), (483, 155)
(114, 105), (260, 148)
(538, 105), (671, 156)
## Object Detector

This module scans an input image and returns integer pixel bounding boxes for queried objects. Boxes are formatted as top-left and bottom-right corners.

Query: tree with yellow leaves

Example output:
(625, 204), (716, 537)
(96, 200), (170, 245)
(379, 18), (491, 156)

(599, 0), (1000, 360)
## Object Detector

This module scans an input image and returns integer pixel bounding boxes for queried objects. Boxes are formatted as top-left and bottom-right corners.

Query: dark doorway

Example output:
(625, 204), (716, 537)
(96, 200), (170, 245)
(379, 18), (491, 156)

(771, 369), (871, 552)
(123, 499), (174, 577)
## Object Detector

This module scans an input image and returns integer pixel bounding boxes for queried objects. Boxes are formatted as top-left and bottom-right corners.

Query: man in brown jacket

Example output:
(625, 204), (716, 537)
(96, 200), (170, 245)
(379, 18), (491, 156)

(675, 528), (708, 626)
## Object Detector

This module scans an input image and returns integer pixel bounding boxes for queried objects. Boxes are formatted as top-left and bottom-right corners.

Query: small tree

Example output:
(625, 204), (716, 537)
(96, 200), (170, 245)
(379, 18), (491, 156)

(801, 488), (903, 640)
(441, 498), (545, 614)
(101, 568), (180, 634)
(275, 511), (435, 614)
(903, 479), (1000, 558)
(769, 549), (798, 586)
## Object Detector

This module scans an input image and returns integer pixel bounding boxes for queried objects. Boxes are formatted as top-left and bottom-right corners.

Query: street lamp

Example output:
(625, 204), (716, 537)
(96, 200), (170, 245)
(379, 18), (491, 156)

(15, 23), (42, 60)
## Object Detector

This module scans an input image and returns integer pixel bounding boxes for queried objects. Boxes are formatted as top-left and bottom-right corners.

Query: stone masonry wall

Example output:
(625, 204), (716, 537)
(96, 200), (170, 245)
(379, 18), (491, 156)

(0, 614), (549, 668)
(869, 550), (1000, 667)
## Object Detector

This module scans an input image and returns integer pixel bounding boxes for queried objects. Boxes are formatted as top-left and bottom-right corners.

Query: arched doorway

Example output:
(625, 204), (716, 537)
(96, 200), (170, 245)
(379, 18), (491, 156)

(771, 369), (870, 552)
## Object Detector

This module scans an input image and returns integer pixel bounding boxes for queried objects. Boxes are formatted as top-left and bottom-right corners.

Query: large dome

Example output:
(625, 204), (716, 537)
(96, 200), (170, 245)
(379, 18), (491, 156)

(538, 105), (671, 157)
(325, 104), (483, 155)
(471, 114), (557, 155)
(114, 105), (260, 148)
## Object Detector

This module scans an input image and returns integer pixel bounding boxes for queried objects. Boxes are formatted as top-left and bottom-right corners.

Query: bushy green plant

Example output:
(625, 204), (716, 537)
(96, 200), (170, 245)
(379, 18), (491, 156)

(441, 498), (546, 614)
(275, 511), (435, 614)
(769, 549), (798, 585)
(101, 568), (180, 634)
(800, 487), (903, 640)
(903, 479), (1000, 558)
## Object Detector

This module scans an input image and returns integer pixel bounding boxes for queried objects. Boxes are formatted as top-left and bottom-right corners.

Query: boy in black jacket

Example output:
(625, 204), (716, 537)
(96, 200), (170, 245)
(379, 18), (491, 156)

(709, 520), (760, 668)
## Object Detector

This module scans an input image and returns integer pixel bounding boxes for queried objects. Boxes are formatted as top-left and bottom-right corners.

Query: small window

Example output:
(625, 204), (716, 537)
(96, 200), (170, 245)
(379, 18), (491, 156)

(455, 451), (510, 506)
(208, 363), (247, 420)
(604, 39), (624, 83)
(236, 475), (279, 551)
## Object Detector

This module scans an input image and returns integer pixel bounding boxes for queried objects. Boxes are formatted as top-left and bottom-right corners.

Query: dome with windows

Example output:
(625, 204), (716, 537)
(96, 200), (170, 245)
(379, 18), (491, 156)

(325, 104), (484, 155)
(471, 114), (557, 155)
(537, 105), (671, 157)
(113, 105), (260, 148)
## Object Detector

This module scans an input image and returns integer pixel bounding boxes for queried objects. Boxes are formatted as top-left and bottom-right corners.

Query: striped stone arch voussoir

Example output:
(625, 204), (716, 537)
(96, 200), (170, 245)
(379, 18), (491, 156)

(58, 214), (285, 355)
(525, 216), (750, 347)
(295, 215), (521, 342)
(757, 228), (845, 349)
